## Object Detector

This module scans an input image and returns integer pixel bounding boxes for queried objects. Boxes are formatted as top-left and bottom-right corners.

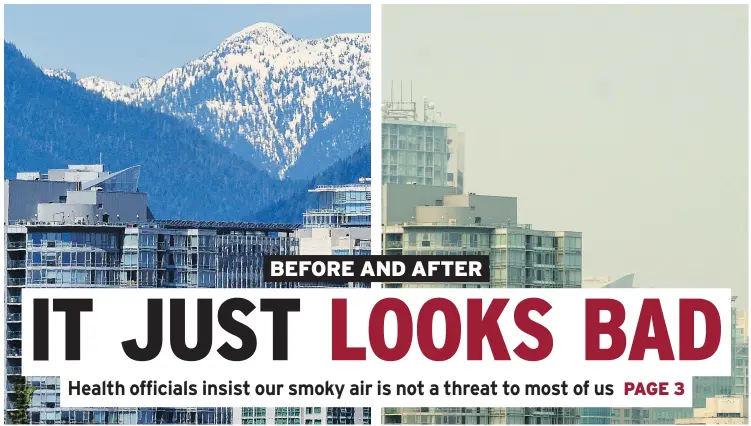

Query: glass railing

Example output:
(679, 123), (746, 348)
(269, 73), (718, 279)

(6, 331), (21, 339)
(7, 314), (22, 322)
(7, 278), (25, 286)
(7, 296), (21, 304)
(7, 260), (25, 268)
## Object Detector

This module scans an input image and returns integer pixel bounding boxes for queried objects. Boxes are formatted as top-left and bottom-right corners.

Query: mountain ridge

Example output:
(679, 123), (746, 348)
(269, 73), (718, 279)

(43, 22), (371, 178)
(7, 41), (369, 223)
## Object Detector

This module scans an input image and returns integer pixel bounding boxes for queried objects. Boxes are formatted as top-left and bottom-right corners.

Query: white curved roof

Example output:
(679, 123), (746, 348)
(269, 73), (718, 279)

(582, 273), (635, 289)
(602, 273), (635, 288)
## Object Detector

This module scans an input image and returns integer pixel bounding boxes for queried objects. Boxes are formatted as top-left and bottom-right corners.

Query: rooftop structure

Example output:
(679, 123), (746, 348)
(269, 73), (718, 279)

(303, 177), (371, 228)
(6, 164), (150, 224)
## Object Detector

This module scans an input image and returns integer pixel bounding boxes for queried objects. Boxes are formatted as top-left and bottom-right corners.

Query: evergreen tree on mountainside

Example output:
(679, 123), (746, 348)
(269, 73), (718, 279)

(5, 42), (370, 222)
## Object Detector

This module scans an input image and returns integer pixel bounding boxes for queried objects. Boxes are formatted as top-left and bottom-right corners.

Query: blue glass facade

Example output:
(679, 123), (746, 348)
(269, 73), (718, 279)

(303, 180), (371, 228)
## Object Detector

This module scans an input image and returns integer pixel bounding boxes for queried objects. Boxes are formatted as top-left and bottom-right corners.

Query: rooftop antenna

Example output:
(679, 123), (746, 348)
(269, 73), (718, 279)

(383, 80), (418, 121)
(99, 152), (102, 165)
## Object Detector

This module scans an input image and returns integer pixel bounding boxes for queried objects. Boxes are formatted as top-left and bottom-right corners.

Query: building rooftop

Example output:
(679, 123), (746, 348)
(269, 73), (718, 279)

(309, 177), (371, 193)
(155, 219), (301, 232)
(382, 118), (456, 128)
(14, 164), (141, 193)
(6, 219), (302, 232)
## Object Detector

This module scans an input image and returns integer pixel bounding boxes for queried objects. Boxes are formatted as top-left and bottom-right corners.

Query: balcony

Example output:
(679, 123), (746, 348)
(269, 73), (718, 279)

(7, 278), (25, 287)
(6, 331), (21, 340)
(385, 241), (403, 249)
(6, 260), (25, 269)
(7, 348), (21, 357)
(6, 366), (21, 375)
(7, 296), (21, 304)
(7, 313), (21, 322)
(6, 241), (26, 250)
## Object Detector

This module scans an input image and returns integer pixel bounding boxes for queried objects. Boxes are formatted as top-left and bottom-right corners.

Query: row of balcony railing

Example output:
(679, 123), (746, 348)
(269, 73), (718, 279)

(7, 260), (25, 268)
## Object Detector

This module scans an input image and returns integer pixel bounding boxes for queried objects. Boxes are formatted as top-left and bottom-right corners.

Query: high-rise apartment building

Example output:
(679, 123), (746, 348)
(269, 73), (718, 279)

(381, 97), (464, 190)
(382, 186), (582, 291)
(5, 164), (300, 425)
(380, 102), (581, 423)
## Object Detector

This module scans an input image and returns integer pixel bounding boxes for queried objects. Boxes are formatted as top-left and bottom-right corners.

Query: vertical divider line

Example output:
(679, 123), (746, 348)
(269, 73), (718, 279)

(368, 4), (385, 426)
(370, 3), (383, 294)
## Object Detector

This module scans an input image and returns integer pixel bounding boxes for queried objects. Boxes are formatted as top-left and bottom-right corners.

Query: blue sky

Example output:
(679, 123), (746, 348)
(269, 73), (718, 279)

(5, 4), (370, 84)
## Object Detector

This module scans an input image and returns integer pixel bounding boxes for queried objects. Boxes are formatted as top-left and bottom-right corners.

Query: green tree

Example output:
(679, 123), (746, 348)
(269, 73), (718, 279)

(7, 376), (35, 424)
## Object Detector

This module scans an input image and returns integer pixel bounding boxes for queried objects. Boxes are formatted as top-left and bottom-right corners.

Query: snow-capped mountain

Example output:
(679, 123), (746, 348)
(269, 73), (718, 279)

(44, 22), (371, 178)
(43, 68), (77, 81)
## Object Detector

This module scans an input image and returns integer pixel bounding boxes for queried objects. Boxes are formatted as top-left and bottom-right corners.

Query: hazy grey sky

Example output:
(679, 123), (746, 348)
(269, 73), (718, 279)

(383, 5), (748, 306)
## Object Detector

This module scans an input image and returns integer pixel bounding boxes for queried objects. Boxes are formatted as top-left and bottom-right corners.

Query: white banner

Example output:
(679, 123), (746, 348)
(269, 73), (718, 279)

(21, 287), (731, 408)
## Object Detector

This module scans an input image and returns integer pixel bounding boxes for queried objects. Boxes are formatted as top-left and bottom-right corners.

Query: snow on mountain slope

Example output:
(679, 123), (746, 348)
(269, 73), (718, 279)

(45, 22), (371, 178)
(43, 68), (77, 81)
